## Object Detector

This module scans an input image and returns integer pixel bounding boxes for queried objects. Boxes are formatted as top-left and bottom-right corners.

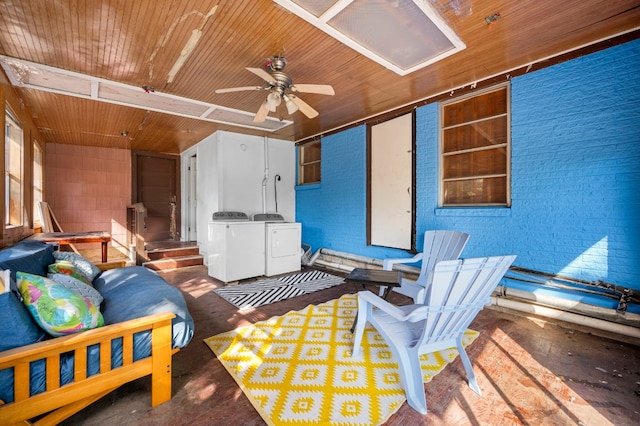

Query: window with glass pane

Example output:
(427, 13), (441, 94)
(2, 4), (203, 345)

(33, 141), (43, 228)
(5, 111), (24, 225)
(298, 140), (321, 184)
(440, 84), (510, 206)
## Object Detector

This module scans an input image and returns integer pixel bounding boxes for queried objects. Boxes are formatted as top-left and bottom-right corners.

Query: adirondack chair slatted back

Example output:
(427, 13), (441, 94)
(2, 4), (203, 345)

(419, 230), (470, 286)
(382, 230), (469, 304)
(421, 256), (516, 347)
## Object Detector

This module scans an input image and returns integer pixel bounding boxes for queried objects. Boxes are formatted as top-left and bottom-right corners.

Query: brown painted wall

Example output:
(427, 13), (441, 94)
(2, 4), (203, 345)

(44, 144), (131, 252)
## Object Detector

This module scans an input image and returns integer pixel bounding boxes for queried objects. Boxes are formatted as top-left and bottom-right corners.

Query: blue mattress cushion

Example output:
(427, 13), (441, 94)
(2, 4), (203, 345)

(0, 240), (55, 287)
(0, 291), (49, 352)
(92, 266), (194, 349)
(0, 291), (48, 403)
(0, 338), (140, 403)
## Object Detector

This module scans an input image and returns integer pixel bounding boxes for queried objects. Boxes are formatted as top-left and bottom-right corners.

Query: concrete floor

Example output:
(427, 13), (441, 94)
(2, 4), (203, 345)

(62, 265), (640, 426)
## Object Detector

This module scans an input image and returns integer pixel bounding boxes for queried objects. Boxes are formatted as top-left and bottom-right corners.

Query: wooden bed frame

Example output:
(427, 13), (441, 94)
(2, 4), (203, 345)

(0, 312), (176, 425)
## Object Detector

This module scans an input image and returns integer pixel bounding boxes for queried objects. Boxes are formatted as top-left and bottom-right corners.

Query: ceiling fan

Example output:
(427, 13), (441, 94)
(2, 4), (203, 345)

(215, 55), (335, 122)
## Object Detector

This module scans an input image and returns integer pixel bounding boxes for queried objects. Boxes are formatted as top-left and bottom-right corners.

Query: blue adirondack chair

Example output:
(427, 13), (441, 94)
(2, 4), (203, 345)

(380, 230), (470, 304)
(352, 255), (517, 414)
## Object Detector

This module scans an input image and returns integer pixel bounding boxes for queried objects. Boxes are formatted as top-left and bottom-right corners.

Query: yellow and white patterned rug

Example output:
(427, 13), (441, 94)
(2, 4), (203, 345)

(204, 294), (478, 425)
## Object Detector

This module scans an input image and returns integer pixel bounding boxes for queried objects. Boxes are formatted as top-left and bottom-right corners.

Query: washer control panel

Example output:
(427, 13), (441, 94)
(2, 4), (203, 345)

(253, 213), (285, 222)
(212, 211), (249, 221)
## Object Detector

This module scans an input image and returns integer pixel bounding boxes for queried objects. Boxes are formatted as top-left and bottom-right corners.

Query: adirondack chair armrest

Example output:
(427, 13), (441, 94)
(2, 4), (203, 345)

(358, 291), (428, 322)
(422, 300), (490, 314)
(383, 253), (423, 270)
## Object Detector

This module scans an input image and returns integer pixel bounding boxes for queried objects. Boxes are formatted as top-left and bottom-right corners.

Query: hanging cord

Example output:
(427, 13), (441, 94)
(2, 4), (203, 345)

(274, 174), (281, 212)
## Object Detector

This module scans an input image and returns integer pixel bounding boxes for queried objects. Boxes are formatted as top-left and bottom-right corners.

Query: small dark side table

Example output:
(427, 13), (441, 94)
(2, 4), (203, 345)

(345, 268), (402, 333)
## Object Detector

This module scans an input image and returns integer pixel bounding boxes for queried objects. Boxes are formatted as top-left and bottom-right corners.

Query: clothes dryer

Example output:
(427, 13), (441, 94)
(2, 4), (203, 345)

(253, 213), (302, 277)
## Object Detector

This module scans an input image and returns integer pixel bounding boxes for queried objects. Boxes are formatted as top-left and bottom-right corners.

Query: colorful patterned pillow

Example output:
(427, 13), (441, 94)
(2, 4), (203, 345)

(17, 272), (104, 337)
(48, 273), (103, 307)
(53, 251), (101, 281)
(48, 261), (92, 286)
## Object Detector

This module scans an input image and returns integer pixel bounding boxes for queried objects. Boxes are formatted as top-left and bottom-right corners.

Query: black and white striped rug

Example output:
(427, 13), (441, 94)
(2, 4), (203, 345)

(213, 270), (345, 310)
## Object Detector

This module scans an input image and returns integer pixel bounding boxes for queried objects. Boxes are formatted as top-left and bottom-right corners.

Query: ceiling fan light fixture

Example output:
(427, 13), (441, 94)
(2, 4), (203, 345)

(285, 96), (299, 114)
(266, 91), (281, 111)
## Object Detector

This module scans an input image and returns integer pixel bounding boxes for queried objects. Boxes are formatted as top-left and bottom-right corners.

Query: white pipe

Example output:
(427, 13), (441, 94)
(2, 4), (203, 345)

(320, 248), (383, 267)
(496, 285), (640, 326)
(314, 258), (354, 272)
(491, 296), (640, 340)
(262, 136), (269, 213)
(309, 247), (640, 339)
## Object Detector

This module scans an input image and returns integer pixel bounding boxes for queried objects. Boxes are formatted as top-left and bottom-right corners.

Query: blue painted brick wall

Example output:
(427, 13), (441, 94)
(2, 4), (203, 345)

(506, 39), (640, 288)
(296, 126), (409, 259)
(297, 38), (640, 290)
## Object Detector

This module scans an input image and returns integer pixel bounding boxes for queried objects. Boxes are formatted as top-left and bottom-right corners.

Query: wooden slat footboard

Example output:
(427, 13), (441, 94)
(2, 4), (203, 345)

(0, 312), (176, 426)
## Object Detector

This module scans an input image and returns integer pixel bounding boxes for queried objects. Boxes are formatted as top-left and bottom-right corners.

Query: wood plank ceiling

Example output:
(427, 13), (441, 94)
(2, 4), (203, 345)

(0, 0), (638, 154)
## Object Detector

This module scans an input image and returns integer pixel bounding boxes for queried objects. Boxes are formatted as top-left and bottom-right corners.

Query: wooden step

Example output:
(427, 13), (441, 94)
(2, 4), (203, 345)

(142, 255), (204, 271)
(147, 246), (200, 260)
(141, 241), (202, 271)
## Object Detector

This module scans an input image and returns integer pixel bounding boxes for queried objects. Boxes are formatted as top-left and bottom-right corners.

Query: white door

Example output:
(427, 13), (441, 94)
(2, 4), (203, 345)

(370, 113), (413, 249)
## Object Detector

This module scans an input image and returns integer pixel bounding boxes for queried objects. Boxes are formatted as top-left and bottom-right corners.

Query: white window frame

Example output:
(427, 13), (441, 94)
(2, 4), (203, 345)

(33, 140), (43, 229)
(5, 110), (24, 226)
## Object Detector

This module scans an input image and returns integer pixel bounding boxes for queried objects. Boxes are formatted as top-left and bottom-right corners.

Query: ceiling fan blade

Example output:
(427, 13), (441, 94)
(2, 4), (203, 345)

(253, 101), (270, 123)
(215, 86), (264, 94)
(291, 84), (335, 96)
(246, 67), (276, 85)
(288, 94), (318, 119)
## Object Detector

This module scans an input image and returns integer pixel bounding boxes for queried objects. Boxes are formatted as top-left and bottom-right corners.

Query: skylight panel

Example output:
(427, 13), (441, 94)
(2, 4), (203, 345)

(0, 55), (291, 132)
(275, 0), (465, 75)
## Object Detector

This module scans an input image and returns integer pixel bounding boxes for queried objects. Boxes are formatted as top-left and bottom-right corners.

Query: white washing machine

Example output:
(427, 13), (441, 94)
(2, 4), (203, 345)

(207, 211), (265, 283)
(253, 213), (302, 277)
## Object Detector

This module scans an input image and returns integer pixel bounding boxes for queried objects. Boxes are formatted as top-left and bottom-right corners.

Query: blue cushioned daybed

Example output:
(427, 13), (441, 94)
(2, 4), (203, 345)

(0, 240), (194, 425)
